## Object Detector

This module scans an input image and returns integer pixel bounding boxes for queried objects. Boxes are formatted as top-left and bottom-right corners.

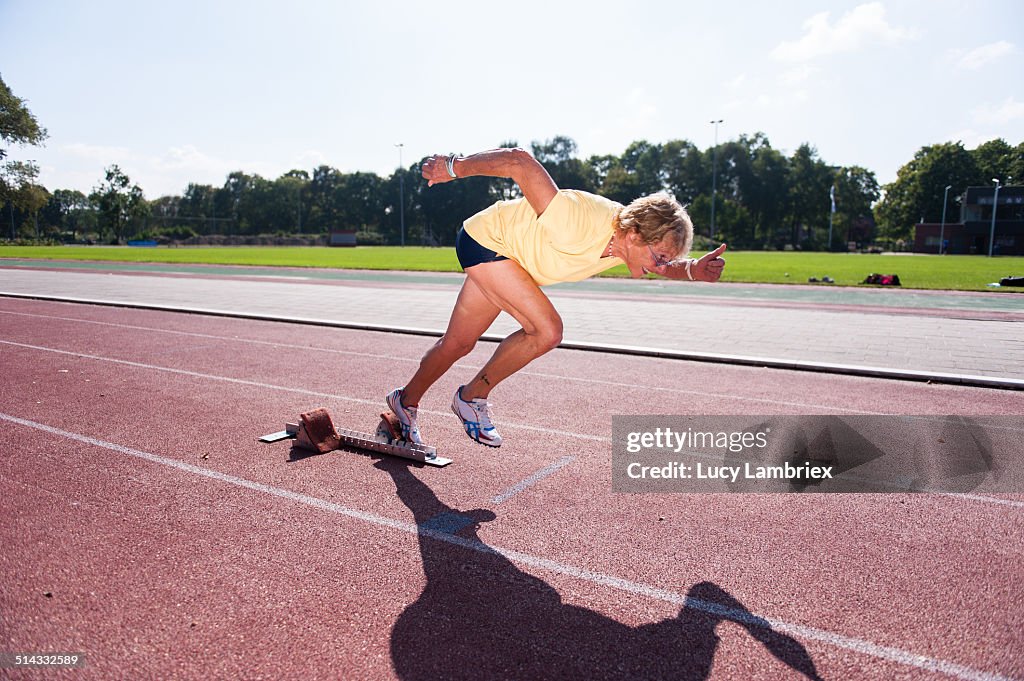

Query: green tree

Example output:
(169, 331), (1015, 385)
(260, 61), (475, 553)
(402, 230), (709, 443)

(220, 171), (256, 233)
(972, 139), (1016, 184)
(2, 160), (45, 238)
(1, 74), (49, 239)
(275, 170), (310, 231)
(8, 181), (49, 238)
(832, 166), (880, 246)
(599, 163), (643, 204)
(708, 138), (753, 246)
(785, 144), (833, 248)
(876, 142), (978, 242)
(1011, 142), (1024, 184)
(715, 134), (793, 248)
(181, 183), (216, 216)
(338, 171), (384, 237)
(620, 140), (666, 197)
(382, 165), (421, 244)
(531, 135), (595, 192)
(42, 188), (92, 239)
(711, 197), (756, 249)
(90, 165), (148, 243)
(660, 140), (705, 206)
(0, 74), (47, 160)
(307, 165), (345, 232)
(582, 154), (620, 194)
(741, 134), (790, 247)
(241, 175), (286, 234)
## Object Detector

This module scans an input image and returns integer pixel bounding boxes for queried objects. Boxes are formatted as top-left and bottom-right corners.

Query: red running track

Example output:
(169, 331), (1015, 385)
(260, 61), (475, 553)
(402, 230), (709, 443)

(1, 297), (1022, 680)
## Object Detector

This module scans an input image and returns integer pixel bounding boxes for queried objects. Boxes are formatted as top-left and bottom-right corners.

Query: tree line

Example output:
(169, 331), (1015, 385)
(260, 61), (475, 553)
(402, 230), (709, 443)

(3, 75), (1022, 250)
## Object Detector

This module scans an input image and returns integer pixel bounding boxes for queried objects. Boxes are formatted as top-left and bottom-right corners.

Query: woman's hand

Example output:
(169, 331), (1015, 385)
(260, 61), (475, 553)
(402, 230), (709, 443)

(691, 243), (727, 282)
(421, 154), (456, 187)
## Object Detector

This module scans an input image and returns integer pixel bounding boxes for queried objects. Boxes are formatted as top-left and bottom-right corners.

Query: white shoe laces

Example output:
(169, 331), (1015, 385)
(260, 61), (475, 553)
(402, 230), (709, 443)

(470, 399), (495, 429)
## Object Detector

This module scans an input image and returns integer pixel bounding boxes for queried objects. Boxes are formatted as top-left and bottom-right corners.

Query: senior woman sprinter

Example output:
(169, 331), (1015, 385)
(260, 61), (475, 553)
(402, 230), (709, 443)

(386, 147), (727, 447)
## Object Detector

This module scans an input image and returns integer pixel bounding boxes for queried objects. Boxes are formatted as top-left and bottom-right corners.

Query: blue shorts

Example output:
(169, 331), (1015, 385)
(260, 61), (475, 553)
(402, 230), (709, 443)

(455, 227), (508, 270)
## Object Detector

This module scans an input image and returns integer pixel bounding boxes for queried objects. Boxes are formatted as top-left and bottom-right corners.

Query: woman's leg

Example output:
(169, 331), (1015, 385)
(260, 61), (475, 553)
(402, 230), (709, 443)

(458, 259), (563, 401)
(402, 276), (501, 406)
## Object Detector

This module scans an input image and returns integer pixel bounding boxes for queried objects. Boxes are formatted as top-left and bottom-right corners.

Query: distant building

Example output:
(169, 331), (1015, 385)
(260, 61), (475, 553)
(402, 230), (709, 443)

(914, 185), (1024, 255)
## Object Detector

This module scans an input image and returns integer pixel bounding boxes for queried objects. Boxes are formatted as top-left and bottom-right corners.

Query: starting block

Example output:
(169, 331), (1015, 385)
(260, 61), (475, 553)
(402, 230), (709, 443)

(259, 408), (452, 467)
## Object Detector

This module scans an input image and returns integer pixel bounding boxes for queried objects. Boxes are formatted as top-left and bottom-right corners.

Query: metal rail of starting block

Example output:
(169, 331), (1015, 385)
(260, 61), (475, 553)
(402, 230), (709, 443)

(337, 426), (452, 467)
(259, 421), (452, 467)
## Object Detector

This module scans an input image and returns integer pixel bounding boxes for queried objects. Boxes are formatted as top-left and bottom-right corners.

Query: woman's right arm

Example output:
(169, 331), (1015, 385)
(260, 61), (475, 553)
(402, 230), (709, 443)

(421, 148), (559, 216)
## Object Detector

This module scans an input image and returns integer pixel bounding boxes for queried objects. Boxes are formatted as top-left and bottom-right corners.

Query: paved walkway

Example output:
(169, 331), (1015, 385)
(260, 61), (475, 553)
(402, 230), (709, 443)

(2, 260), (1023, 386)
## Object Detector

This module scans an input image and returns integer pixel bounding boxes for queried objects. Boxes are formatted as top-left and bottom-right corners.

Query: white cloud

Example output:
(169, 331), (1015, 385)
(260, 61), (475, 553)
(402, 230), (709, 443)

(950, 41), (1016, 71)
(756, 89), (810, 110)
(778, 64), (820, 86)
(971, 97), (1024, 125)
(945, 128), (992, 150)
(771, 2), (916, 62)
(64, 143), (136, 163)
(725, 87), (809, 114)
(152, 145), (234, 173)
(291, 149), (332, 170)
(726, 73), (748, 91)
(723, 66), (814, 113)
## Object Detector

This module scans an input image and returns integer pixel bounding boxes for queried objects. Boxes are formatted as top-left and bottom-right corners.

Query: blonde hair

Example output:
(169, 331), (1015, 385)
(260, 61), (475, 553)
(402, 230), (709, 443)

(615, 192), (693, 260)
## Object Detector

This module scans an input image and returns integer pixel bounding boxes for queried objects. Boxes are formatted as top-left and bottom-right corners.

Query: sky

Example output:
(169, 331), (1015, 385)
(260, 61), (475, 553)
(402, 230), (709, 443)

(1, 0), (1022, 199)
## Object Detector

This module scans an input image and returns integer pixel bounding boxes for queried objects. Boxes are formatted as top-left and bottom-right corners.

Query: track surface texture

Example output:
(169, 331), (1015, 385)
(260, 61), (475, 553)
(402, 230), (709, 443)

(1, 296), (1022, 680)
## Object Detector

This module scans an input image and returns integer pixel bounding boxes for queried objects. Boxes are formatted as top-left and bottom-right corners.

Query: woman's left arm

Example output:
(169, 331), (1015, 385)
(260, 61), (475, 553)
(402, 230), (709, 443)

(657, 244), (727, 282)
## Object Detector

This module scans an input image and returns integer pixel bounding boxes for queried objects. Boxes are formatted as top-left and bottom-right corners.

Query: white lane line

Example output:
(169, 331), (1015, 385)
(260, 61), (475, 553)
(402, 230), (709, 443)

(1, 412), (1016, 681)
(4, 338), (1022, 508)
(0, 309), (414, 364)
(935, 492), (1024, 508)
(491, 456), (576, 504)
(0, 339), (609, 443)
(0, 308), (891, 414)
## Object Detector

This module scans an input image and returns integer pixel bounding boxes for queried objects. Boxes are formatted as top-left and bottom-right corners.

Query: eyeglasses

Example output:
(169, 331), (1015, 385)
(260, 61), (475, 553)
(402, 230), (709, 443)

(647, 245), (673, 268)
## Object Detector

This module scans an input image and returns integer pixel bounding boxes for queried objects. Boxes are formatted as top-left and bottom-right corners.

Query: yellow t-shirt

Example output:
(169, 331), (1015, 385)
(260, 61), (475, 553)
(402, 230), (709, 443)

(462, 189), (623, 286)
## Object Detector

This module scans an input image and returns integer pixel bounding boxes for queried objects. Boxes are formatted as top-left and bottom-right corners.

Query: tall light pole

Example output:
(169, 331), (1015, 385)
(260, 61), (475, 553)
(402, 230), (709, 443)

(709, 119), (723, 240)
(988, 178), (1000, 257)
(939, 185), (952, 254)
(395, 143), (406, 246)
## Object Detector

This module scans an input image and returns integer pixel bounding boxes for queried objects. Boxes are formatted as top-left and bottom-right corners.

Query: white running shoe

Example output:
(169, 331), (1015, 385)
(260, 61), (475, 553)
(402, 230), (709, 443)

(451, 386), (502, 447)
(386, 387), (424, 445)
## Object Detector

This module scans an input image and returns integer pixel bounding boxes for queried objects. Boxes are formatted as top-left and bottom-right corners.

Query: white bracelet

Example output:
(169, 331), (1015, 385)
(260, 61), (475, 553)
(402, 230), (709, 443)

(445, 154), (458, 178)
(685, 258), (696, 280)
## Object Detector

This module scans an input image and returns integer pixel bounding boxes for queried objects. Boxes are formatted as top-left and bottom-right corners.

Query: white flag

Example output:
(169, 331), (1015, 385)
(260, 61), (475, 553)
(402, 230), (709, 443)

(830, 185), (836, 214)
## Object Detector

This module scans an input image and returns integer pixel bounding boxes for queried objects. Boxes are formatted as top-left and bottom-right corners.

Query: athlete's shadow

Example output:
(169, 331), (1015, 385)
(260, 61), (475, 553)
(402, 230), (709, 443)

(376, 460), (824, 680)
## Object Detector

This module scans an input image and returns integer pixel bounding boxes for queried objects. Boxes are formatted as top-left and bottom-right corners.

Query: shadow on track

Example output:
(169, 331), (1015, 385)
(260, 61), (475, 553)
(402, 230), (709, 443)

(376, 459), (824, 680)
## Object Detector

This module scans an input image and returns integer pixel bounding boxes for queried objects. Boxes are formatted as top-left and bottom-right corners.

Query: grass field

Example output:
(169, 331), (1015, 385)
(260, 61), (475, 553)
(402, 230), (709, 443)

(2, 245), (1023, 292)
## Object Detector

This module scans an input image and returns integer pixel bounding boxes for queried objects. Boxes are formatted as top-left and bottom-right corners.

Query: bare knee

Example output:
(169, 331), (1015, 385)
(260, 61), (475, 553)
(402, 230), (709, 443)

(532, 319), (563, 353)
(437, 334), (476, 359)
